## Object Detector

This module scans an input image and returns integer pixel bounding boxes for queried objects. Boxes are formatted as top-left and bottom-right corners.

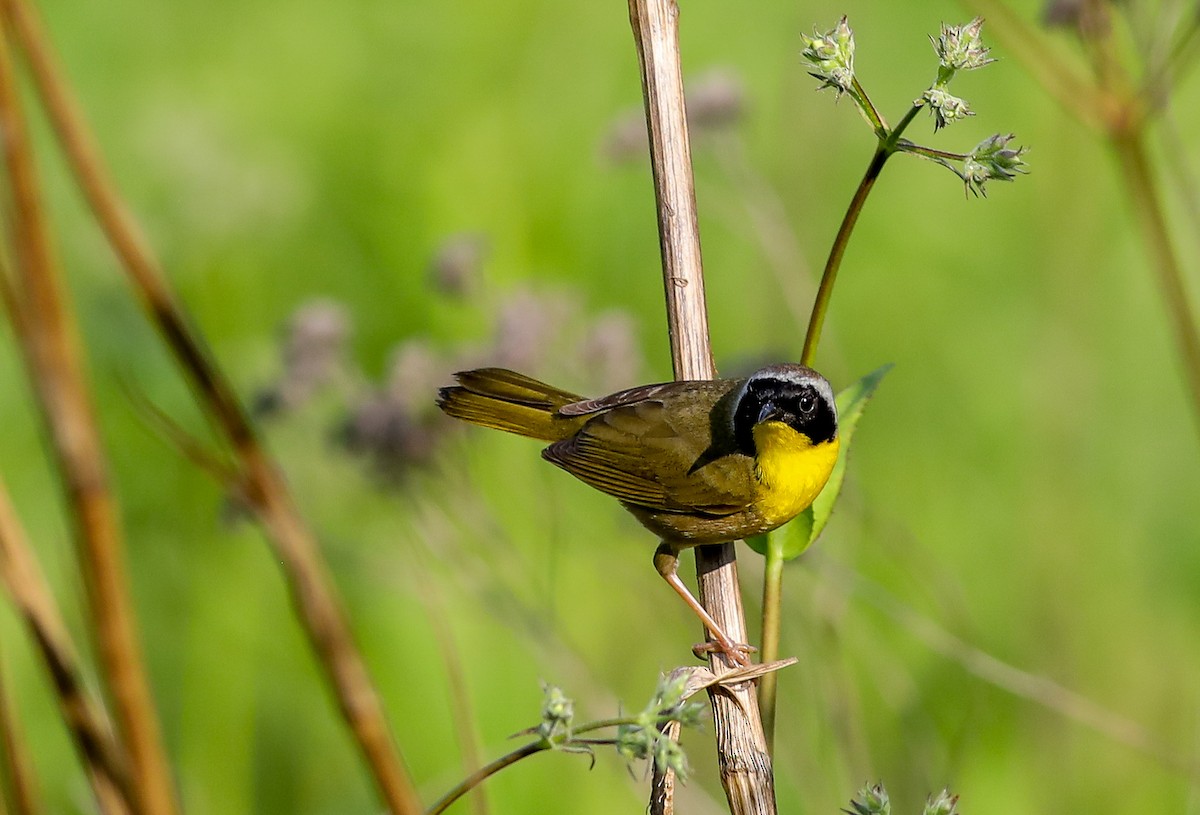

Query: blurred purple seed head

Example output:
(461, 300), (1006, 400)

(428, 233), (489, 298)
(255, 298), (352, 417)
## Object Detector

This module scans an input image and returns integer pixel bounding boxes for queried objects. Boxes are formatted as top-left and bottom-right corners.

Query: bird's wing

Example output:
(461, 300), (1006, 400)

(557, 381), (681, 416)
(542, 396), (754, 515)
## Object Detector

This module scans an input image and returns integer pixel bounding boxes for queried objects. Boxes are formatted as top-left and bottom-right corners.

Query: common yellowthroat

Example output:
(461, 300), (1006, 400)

(437, 365), (839, 663)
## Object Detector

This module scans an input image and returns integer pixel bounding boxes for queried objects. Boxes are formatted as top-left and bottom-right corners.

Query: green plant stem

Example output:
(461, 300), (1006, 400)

(756, 540), (787, 752)
(575, 717), (631, 733)
(849, 76), (888, 137)
(426, 742), (544, 815)
(800, 146), (887, 367)
(889, 102), (924, 143)
(800, 102), (921, 368)
(897, 141), (968, 162)
(425, 716), (653, 815)
(777, 96), (927, 744)
(1111, 127), (1200, 440)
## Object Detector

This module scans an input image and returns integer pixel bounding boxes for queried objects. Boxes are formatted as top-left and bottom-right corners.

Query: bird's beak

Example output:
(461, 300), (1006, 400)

(757, 401), (782, 424)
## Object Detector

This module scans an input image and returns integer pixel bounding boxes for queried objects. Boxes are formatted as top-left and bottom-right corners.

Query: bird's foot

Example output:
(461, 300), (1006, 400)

(692, 638), (757, 667)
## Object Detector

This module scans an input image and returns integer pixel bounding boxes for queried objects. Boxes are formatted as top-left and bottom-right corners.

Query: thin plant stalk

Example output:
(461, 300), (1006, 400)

(0, 476), (135, 815)
(799, 145), (888, 367)
(410, 558), (488, 815)
(426, 742), (544, 815)
(648, 720), (682, 815)
(0, 1), (422, 811)
(1111, 128), (1200, 436)
(627, 0), (775, 812)
(0, 18), (176, 815)
(759, 101), (924, 748)
(762, 146), (889, 749)
(427, 716), (651, 815)
(756, 544), (786, 750)
(0, 658), (40, 815)
(960, 0), (1200, 439)
(800, 102), (922, 368)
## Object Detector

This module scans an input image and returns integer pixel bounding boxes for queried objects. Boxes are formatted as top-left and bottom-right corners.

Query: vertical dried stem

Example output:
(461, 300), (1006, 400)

(0, 18), (176, 815)
(628, 0), (714, 382)
(0, 2), (421, 811)
(627, 1), (776, 812)
(0, 476), (135, 815)
(648, 720), (680, 813)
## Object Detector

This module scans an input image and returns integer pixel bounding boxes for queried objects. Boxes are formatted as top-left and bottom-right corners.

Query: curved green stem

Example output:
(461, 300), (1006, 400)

(799, 101), (921, 369)
(850, 76), (888, 137)
(896, 141), (968, 162)
(887, 102), (924, 146)
(800, 145), (890, 367)
(757, 538), (787, 751)
(426, 714), (666, 815)
(574, 717), (631, 734)
(427, 742), (545, 815)
(777, 95), (922, 744)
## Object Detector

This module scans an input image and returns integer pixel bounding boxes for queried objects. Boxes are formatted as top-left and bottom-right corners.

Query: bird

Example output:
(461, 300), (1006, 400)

(436, 364), (839, 664)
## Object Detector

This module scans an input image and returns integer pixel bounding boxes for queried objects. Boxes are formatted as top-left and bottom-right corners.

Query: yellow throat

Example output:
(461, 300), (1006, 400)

(751, 420), (841, 527)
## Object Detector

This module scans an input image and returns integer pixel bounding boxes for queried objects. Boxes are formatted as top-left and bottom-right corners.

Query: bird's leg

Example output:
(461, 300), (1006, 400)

(653, 542), (754, 667)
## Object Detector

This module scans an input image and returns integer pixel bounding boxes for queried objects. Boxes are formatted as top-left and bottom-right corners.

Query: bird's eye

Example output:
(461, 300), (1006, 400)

(798, 394), (816, 414)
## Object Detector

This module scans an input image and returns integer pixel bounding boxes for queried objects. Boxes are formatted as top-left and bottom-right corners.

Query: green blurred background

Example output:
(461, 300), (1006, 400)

(2, 0), (1198, 812)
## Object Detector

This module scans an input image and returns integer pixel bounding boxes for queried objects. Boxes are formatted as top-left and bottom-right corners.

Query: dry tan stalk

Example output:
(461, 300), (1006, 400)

(0, 3), (421, 810)
(0, 17), (176, 815)
(0, 658), (41, 815)
(626, 1), (777, 812)
(0, 476), (135, 815)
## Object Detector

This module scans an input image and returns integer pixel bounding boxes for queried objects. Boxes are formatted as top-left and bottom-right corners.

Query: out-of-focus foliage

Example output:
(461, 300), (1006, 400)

(1, 0), (1198, 813)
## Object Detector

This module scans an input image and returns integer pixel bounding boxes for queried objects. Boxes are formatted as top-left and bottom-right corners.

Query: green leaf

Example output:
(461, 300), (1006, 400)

(745, 506), (813, 559)
(749, 363), (891, 560)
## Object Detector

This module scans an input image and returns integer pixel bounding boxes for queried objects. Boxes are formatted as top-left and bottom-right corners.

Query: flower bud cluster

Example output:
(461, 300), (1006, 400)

(924, 17), (994, 130)
(847, 783), (891, 815)
(963, 133), (1029, 196)
(923, 789), (961, 815)
(800, 16), (856, 98)
(931, 17), (995, 74)
(615, 672), (706, 780)
(921, 88), (973, 131)
(537, 683), (574, 744)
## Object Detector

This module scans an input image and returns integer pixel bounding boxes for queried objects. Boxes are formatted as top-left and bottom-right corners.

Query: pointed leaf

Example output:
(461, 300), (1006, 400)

(809, 362), (891, 542)
(746, 532), (769, 556)
(746, 508), (813, 559)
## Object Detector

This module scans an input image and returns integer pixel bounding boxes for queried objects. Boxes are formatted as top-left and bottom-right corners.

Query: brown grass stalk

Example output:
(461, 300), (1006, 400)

(0, 476), (135, 815)
(0, 658), (40, 815)
(627, 1), (776, 812)
(0, 1), (421, 811)
(0, 17), (177, 815)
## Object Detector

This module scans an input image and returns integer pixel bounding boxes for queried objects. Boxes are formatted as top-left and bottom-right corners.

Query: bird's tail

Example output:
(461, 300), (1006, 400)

(436, 368), (585, 442)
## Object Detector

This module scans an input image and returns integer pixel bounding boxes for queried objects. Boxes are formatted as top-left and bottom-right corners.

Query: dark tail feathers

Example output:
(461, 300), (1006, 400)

(436, 368), (585, 442)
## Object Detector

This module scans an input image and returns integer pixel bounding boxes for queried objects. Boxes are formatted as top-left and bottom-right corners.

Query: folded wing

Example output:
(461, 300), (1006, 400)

(543, 394), (753, 516)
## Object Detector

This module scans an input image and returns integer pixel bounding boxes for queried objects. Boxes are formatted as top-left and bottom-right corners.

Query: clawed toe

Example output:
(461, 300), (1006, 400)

(692, 639), (757, 667)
